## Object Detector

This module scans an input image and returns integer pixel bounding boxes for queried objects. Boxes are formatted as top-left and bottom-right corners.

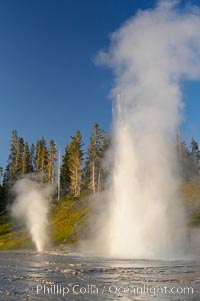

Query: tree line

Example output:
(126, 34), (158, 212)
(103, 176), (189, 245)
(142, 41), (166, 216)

(0, 123), (110, 210)
(0, 124), (200, 211)
(177, 135), (200, 178)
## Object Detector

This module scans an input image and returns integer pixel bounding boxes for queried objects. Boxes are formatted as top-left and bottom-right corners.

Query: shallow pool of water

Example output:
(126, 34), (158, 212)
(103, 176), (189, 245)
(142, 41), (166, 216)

(0, 250), (199, 300)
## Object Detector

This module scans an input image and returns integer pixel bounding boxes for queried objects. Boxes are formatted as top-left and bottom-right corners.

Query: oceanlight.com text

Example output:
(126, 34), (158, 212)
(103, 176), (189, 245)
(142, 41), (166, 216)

(27, 283), (194, 297)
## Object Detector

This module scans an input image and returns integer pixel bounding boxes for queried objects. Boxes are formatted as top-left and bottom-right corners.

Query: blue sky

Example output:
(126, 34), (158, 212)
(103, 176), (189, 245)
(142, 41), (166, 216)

(0, 0), (200, 168)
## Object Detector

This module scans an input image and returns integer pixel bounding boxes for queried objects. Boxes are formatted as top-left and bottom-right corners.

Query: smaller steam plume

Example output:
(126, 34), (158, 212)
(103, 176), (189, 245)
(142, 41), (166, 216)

(11, 176), (51, 252)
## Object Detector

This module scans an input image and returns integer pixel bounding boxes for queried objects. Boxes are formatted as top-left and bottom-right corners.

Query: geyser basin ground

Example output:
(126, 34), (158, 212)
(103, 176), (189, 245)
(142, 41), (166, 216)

(0, 250), (199, 300)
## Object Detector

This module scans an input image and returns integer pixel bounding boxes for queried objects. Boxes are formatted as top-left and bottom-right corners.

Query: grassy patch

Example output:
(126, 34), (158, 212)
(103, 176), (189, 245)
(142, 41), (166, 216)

(189, 210), (200, 227)
(0, 213), (33, 250)
(0, 196), (90, 250)
(3, 179), (200, 251)
(181, 177), (200, 227)
(51, 196), (90, 245)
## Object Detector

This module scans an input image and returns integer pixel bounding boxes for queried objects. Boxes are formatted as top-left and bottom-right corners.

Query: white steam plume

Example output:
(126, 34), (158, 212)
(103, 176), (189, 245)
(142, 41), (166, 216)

(92, 0), (200, 259)
(11, 176), (51, 252)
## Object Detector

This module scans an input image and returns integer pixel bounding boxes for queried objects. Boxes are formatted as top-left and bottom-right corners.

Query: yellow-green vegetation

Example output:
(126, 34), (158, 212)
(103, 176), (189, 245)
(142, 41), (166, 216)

(1, 178), (200, 251)
(51, 196), (90, 245)
(0, 196), (90, 250)
(181, 176), (200, 227)
(0, 213), (33, 250)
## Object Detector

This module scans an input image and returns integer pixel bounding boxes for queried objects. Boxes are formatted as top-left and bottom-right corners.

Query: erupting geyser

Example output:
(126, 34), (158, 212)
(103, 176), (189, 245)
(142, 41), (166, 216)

(92, 0), (200, 259)
(11, 176), (50, 252)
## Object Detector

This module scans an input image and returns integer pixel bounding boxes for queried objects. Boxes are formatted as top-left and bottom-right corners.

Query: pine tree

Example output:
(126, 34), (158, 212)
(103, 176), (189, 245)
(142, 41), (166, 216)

(0, 166), (6, 211)
(191, 137), (199, 156)
(190, 138), (200, 175)
(177, 140), (191, 178)
(34, 140), (42, 172)
(48, 140), (57, 184)
(84, 123), (110, 194)
(0, 167), (3, 185)
(97, 129), (110, 191)
(176, 134), (200, 179)
(29, 144), (35, 172)
(4, 130), (19, 186)
(22, 142), (31, 174)
(9, 130), (18, 176)
(3, 131), (36, 188)
(35, 138), (48, 183)
(68, 130), (83, 197)
(60, 145), (71, 194)
(15, 137), (24, 175)
(86, 123), (102, 194)
(8, 130), (18, 180)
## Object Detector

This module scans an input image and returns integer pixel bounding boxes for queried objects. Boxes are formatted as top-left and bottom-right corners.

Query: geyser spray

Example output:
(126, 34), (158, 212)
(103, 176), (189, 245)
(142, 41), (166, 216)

(93, 0), (200, 259)
(11, 176), (50, 252)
